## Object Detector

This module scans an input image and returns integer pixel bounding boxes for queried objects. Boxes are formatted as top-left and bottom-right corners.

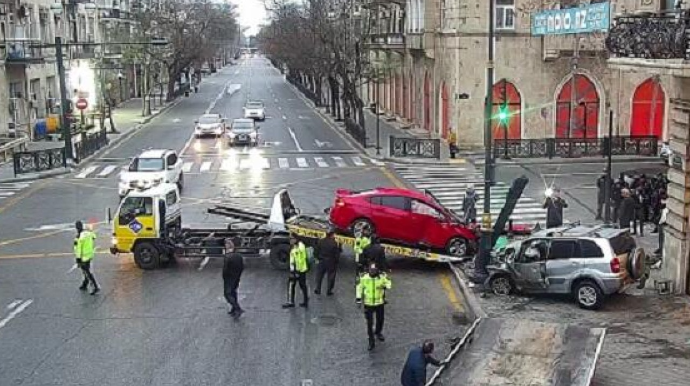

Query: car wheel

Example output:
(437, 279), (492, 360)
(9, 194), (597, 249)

(446, 237), (469, 257)
(350, 218), (375, 237)
(177, 173), (184, 191)
(489, 275), (514, 296)
(269, 243), (290, 270)
(133, 242), (161, 270)
(574, 280), (604, 310)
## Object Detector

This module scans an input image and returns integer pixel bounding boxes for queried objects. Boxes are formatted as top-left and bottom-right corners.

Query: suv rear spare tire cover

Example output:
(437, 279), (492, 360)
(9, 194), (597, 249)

(628, 247), (645, 280)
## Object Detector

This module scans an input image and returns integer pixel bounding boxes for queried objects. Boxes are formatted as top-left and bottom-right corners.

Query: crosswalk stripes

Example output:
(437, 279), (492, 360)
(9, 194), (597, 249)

(393, 165), (547, 226)
(73, 155), (381, 179)
(0, 182), (33, 201)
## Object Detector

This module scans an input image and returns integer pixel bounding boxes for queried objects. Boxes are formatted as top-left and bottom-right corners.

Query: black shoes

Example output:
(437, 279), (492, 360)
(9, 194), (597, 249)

(368, 339), (375, 351)
(326, 291), (334, 296)
(299, 302), (309, 308)
(314, 289), (321, 295)
(79, 283), (88, 291)
(231, 309), (244, 319)
(376, 333), (385, 342)
(282, 303), (295, 309)
(90, 287), (100, 296)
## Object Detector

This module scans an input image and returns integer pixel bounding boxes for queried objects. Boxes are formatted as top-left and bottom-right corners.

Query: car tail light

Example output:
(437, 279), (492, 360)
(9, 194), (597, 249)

(610, 257), (621, 273)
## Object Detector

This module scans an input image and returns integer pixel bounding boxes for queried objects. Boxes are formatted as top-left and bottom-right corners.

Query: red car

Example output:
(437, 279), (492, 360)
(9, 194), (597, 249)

(329, 187), (478, 257)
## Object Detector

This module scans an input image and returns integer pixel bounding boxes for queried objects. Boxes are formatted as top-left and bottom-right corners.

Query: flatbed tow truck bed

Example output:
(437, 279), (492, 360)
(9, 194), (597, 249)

(429, 318), (606, 386)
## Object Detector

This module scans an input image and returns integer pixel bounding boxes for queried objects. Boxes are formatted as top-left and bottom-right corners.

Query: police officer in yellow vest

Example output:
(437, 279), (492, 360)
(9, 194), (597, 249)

(74, 221), (99, 295)
(353, 229), (372, 278)
(282, 234), (309, 308)
(356, 263), (392, 350)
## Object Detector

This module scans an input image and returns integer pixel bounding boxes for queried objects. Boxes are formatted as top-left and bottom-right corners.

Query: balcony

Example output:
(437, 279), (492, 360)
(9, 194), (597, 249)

(363, 0), (406, 8)
(366, 32), (405, 51)
(2, 41), (44, 65)
(606, 10), (690, 61)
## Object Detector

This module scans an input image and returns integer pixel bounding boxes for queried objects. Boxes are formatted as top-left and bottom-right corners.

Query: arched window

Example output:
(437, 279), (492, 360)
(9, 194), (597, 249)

(631, 78), (665, 139)
(556, 74), (600, 138)
(492, 79), (522, 140)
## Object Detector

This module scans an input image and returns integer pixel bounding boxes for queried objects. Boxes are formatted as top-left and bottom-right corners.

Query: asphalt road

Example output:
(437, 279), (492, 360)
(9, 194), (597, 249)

(0, 57), (466, 386)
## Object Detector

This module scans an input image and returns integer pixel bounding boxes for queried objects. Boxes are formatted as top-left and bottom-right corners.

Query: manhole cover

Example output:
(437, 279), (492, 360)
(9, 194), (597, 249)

(311, 314), (340, 326)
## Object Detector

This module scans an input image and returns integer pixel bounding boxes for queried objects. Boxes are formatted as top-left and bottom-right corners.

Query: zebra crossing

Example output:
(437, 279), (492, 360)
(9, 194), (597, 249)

(0, 182), (33, 202)
(74, 155), (384, 179)
(394, 165), (547, 226)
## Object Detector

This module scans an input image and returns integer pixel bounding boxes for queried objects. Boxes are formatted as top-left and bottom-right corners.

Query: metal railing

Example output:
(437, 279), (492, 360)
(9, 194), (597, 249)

(606, 9), (690, 60)
(345, 118), (366, 147)
(390, 136), (441, 159)
(493, 136), (659, 159)
(0, 135), (29, 164)
(74, 131), (109, 163)
(12, 147), (66, 176)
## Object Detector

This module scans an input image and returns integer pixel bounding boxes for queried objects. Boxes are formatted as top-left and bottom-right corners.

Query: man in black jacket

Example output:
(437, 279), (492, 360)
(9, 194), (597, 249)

(619, 188), (636, 232)
(362, 235), (388, 273)
(595, 173), (607, 220)
(400, 341), (444, 386)
(543, 188), (568, 228)
(314, 230), (342, 296)
(223, 238), (244, 318)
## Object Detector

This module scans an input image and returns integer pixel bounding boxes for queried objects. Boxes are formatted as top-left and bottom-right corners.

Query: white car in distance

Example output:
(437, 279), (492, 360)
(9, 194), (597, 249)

(194, 114), (226, 138)
(243, 101), (266, 121)
(118, 149), (184, 197)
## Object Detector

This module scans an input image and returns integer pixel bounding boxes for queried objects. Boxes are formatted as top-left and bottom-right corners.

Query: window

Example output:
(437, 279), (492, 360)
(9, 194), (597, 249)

(495, 0), (515, 30)
(580, 240), (604, 258)
(411, 200), (442, 218)
(118, 197), (153, 224)
(131, 158), (164, 172)
(547, 240), (579, 260)
(380, 196), (409, 211)
(166, 191), (178, 206)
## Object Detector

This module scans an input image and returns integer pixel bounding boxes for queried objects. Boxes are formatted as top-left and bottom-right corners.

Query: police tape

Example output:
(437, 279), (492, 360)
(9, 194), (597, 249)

(285, 224), (446, 261)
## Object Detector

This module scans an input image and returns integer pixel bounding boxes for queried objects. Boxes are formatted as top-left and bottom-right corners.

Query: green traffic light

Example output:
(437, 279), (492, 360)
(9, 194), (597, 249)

(497, 105), (509, 123)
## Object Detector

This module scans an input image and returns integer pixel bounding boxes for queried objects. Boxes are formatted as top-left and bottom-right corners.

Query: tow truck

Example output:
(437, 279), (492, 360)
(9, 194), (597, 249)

(109, 184), (467, 270)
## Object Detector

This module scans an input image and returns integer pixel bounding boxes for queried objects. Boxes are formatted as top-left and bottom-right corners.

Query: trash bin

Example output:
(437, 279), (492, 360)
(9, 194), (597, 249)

(34, 120), (47, 138)
(46, 115), (60, 133)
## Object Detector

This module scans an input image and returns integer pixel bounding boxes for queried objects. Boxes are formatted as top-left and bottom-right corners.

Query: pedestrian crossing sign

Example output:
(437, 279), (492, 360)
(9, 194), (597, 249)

(128, 219), (143, 234)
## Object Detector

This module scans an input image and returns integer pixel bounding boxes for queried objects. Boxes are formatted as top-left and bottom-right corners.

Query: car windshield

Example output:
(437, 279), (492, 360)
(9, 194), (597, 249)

(232, 122), (254, 132)
(246, 102), (263, 109)
(199, 116), (221, 124)
(133, 158), (164, 171)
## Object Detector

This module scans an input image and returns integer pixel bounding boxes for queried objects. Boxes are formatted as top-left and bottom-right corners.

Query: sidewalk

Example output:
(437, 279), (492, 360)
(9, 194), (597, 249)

(0, 97), (179, 183)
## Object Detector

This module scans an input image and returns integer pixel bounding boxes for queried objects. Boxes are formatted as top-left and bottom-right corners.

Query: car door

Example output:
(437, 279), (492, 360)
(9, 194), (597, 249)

(545, 239), (580, 294)
(511, 239), (549, 290)
(115, 196), (156, 251)
(165, 153), (179, 182)
(410, 199), (446, 246)
(370, 196), (411, 242)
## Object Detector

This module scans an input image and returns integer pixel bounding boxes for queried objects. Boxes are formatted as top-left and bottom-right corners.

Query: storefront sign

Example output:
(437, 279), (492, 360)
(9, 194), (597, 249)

(531, 2), (610, 36)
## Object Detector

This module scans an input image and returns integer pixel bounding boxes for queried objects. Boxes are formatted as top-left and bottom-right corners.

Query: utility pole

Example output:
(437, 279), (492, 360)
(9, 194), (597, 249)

(604, 109), (613, 224)
(55, 36), (73, 162)
(474, 1), (496, 280)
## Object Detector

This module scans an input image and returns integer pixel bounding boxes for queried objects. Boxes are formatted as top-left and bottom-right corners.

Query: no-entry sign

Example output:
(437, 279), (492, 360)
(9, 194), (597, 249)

(75, 98), (88, 110)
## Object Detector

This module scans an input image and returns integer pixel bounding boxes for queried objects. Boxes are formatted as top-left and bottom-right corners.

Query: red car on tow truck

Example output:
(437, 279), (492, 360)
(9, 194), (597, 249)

(328, 187), (478, 258)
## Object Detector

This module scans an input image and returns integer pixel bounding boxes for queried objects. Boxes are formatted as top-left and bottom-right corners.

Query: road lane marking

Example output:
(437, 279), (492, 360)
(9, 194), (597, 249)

(239, 159), (252, 170)
(296, 158), (309, 168)
(332, 157), (346, 167)
(259, 157), (270, 169)
(287, 127), (303, 152)
(0, 191), (15, 197)
(96, 165), (117, 178)
(282, 115), (287, 120)
(314, 157), (328, 168)
(7, 300), (22, 310)
(0, 299), (33, 330)
(198, 256), (210, 271)
(75, 165), (98, 179)
(278, 158), (290, 169)
(439, 272), (464, 312)
(182, 162), (194, 173)
(200, 161), (213, 172)
(220, 159), (237, 171)
(351, 157), (364, 166)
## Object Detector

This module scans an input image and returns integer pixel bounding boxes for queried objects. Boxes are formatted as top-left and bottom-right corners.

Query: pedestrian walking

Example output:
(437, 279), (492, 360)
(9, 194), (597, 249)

(361, 235), (388, 273)
(655, 204), (668, 256)
(595, 173), (607, 220)
(356, 263), (392, 351)
(283, 235), (309, 308)
(619, 188), (636, 232)
(462, 186), (479, 224)
(543, 188), (568, 228)
(401, 341), (445, 386)
(314, 230), (342, 296)
(223, 238), (244, 318)
(74, 221), (99, 295)
(448, 129), (458, 159)
(632, 187), (646, 236)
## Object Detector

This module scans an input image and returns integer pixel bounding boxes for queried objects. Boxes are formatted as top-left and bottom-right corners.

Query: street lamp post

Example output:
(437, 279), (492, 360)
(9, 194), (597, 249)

(55, 36), (73, 162)
(604, 110), (614, 224)
(117, 72), (125, 104)
(474, 0), (496, 280)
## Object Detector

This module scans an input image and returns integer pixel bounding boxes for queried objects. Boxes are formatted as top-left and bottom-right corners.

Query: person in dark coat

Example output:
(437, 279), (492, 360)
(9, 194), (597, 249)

(314, 230), (342, 296)
(400, 341), (444, 386)
(223, 238), (245, 318)
(462, 186), (479, 224)
(632, 187), (646, 236)
(543, 188), (568, 228)
(361, 235), (388, 273)
(595, 173), (607, 220)
(618, 188), (636, 231)
(611, 178), (624, 223)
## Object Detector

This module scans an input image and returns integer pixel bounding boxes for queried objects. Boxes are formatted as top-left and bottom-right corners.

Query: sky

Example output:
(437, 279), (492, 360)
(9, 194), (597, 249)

(232, 0), (268, 36)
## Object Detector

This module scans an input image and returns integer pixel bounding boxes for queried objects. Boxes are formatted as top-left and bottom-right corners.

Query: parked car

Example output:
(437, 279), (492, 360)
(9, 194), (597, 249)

(227, 118), (259, 146)
(243, 101), (266, 121)
(119, 149), (184, 197)
(660, 142), (673, 165)
(328, 187), (478, 257)
(486, 225), (646, 310)
(194, 114), (226, 138)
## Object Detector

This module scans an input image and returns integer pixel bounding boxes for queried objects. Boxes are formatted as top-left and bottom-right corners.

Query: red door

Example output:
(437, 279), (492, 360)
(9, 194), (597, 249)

(492, 80), (522, 140)
(556, 74), (600, 138)
(424, 72), (431, 132)
(441, 83), (450, 138)
(631, 78), (665, 138)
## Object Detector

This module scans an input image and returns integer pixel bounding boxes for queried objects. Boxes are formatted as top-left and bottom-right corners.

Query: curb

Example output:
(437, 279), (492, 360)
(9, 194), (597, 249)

(474, 156), (663, 166)
(447, 262), (487, 320)
(0, 167), (72, 183)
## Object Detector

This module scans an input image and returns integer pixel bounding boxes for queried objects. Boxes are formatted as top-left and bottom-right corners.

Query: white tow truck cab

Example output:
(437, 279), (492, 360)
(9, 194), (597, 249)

(118, 149), (184, 198)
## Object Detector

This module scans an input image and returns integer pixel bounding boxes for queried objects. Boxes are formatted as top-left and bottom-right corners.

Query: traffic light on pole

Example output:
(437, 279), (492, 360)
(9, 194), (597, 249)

(497, 103), (509, 124)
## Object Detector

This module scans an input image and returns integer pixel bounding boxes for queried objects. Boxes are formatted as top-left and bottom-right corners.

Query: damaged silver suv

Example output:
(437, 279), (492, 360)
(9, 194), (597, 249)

(487, 225), (646, 310)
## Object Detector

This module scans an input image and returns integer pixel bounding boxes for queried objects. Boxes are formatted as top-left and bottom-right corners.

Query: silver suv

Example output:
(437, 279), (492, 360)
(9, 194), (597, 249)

(487, 225), (645, 310)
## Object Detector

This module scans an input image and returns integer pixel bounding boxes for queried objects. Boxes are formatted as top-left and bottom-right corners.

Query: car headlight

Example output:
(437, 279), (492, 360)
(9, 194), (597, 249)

(228, 132), (236, 139)
(111, 237), (118, 246)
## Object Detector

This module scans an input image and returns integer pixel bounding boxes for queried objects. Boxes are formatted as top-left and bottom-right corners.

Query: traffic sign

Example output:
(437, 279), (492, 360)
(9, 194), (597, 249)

(75, 98), (88, 110)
